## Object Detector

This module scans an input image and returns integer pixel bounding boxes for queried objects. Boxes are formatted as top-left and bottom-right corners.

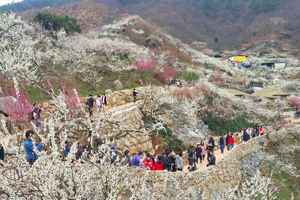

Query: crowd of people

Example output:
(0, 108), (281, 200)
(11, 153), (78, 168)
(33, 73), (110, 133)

(0, 125), (267, 170)
(1, 101), (267, 172)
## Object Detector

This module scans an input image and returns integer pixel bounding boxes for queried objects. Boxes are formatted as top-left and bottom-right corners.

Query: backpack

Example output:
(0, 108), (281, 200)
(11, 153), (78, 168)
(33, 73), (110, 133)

(134, 156), (140, 166)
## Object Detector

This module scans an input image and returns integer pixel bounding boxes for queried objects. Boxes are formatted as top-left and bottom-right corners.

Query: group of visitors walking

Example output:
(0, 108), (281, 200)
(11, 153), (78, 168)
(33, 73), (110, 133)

(86, 88), (139, 116)
(121, 149), (184, 171)
(86, 93), (107, 116)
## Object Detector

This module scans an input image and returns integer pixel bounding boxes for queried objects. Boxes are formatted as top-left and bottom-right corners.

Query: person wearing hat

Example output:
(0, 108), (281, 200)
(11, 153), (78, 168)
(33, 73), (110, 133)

(132, 151), (143, 168)
(24, 130), (43, 165)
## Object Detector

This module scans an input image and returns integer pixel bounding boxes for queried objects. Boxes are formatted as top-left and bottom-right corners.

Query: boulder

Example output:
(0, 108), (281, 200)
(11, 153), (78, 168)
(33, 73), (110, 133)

(105, 89), (113, 94)
(113, 80), (123, 90)
(124, 139), (131, 147)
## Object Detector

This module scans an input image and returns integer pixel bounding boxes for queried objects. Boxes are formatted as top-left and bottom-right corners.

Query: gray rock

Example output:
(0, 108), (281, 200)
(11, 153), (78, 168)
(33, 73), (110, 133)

(0, 96), (18, 115)
(113, 80), (123, 90)
(124, 139), (131, 147)
(188, 130), (199, 138)
(105, 89), (113, 94)
(240, 150), (264, 177)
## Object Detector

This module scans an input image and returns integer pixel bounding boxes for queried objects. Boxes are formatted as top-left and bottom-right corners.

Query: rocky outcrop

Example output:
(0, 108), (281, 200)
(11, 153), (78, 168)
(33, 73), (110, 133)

(173, 120), (209, 143)
(240, 150), (264, 177)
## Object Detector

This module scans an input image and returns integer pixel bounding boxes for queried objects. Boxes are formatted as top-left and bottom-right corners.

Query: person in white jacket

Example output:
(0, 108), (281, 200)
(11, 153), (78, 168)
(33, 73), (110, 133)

(96, 95), (102, 113)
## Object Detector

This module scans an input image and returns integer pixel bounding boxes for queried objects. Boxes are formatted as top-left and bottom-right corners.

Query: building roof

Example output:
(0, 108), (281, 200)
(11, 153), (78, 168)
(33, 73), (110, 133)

(226, 89), (247, 96)
(262, 61), (286, 65)
(251, 87), (291, 99)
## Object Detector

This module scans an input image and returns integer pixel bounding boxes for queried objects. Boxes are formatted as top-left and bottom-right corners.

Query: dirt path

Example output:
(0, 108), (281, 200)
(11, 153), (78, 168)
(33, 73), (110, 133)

(183, 144), (233, 171)
(284, 111), (300, 127)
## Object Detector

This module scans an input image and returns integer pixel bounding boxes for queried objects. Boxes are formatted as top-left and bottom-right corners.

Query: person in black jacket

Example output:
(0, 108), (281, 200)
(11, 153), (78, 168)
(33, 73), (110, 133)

(243, 132), (250, 143)
(219, 135), (224, 154)
(102, 94), (107, 112)
(164, 150), (173, 171)
(170, 152), (176, 172)
(206, 143), (214, 162)
(208, 137), (215, 151)
(0, 143), (4, 167)
(121, 150), (131, 166)
(162, 151), (166, 169)
(188, 152), (197, 171)
(195, 144), (202, 164)
(86, 94), (94, 116)
(226, 134), (230, 150)
(187, 143), (195, 154)
(133, 89), (138, 103)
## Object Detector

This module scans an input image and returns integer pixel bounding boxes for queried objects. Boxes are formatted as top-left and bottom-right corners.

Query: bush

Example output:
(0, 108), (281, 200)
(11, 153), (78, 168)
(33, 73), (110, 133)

(33, 12), (81, 35)
(177, 71), (199, 82)
(156, 66), (175, 83)
(203, 114), (255, 135)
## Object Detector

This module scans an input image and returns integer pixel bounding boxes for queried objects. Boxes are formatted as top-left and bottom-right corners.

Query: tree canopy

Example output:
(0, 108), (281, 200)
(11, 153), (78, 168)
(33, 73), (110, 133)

(33, 12), (81, 35)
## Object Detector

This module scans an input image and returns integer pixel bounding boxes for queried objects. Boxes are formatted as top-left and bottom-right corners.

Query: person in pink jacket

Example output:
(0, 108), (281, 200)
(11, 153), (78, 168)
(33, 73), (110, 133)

(200, 142), (206, 161)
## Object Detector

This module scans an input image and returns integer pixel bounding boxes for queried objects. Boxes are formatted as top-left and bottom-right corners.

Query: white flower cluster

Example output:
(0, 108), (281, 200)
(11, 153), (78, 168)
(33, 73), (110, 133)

(222, 170), (277, 200)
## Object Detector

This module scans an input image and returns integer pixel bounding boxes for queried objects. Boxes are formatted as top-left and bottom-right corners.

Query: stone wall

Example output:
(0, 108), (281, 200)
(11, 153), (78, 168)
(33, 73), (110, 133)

(142, 129), (290, 200)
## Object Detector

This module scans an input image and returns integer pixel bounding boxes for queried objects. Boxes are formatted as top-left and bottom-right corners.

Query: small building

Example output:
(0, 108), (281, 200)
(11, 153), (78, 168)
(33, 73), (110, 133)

(261, 61), (286, 70)
(226, 89), (247, 97)
(251, 87), (291, 101)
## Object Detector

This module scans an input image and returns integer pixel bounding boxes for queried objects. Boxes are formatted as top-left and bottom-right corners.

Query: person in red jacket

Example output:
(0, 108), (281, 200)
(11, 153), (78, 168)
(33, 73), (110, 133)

(143, 152), (154, 170)
(228, 135), (235, 150)
(259, 127), (264, 136)
(154, 155), (164, 170)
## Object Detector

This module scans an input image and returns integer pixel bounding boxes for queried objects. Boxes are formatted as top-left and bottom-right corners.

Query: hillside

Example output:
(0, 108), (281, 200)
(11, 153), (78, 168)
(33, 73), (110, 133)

(18, 1), (126, 31)
(4, 0), (300, 52)
(1, 5), (300, 200)
(98, 0), (300, 52)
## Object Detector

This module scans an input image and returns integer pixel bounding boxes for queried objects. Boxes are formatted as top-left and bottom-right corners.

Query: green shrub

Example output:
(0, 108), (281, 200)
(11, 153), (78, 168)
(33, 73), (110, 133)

(177, 71), (199, 82)
(203, 114), (255, 135)
(33, 12), (81, 35)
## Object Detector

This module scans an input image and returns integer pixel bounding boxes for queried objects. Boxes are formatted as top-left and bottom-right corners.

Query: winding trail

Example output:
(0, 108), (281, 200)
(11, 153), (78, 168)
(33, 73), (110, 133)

(183, 144), (233, 171)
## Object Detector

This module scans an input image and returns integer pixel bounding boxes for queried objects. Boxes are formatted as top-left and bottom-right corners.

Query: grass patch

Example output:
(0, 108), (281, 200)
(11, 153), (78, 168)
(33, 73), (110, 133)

(27, 85), (47, 103)
(289, 139), (296, 144)
(203, 114), (255, 135)
(177, 71), (200, 82)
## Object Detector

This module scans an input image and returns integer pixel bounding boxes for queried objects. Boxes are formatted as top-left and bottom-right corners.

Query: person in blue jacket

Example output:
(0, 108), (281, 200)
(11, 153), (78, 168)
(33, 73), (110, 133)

(24, 130), (43, 165)
(132, 151), (143, 168)
(63, 141), (71, 160)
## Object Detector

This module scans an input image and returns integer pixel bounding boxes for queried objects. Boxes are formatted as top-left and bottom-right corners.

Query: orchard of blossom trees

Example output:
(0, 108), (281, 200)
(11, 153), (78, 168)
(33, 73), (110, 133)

(1, 12), (300, 199)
